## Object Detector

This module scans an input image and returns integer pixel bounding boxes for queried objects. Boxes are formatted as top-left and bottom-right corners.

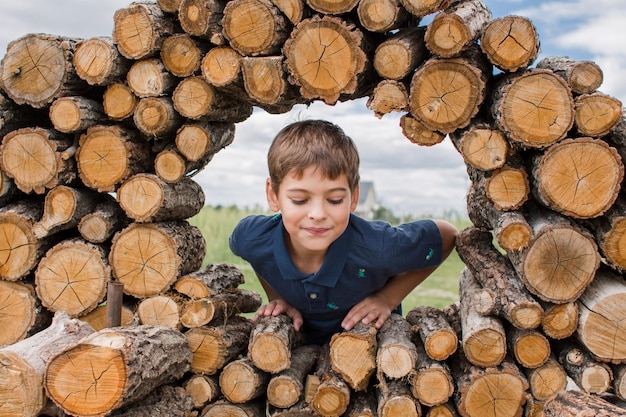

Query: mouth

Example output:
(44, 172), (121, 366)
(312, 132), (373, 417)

(304, 227), (330, 236)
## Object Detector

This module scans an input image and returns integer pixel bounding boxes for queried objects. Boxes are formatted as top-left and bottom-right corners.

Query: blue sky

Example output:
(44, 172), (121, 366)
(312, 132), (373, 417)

(0, 0), (624, 216)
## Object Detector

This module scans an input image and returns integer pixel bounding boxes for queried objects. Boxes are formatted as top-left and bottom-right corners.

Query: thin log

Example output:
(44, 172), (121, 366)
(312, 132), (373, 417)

(406, 305), (458, 361)
(73, 36), (131, 85)
(329, 322), (378, 391)
(480, 15), (539, 72)
(113, 2), (175, 59)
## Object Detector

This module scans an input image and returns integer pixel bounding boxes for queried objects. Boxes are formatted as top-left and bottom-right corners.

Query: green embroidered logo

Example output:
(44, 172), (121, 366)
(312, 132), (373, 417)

(327, 302), (338, 309)
(426, 248), (435, 261)
(356, 268), (366, 278)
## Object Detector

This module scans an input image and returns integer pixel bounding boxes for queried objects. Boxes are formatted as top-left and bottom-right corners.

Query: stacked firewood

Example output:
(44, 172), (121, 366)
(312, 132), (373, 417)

(0, 0), (625, 416)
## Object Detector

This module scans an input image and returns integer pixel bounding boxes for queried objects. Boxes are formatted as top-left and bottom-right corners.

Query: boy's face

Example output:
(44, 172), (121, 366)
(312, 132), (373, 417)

(266, 166), (359, 255)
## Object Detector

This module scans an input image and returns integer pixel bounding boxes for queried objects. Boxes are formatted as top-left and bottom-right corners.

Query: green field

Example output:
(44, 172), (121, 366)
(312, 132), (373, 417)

(188, 205), (469, 312)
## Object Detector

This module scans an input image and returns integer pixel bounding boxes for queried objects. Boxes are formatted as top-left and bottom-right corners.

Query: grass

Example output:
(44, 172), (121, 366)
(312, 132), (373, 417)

(188, 205), (469, 312)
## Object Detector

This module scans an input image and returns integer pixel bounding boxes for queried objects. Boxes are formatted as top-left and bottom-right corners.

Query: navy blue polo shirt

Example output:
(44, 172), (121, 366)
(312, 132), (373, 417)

(229, 213), (443, 344)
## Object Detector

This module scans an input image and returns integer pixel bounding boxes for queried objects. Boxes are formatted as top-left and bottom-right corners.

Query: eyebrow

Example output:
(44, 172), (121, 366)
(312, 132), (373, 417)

(284, 187), (349, 193)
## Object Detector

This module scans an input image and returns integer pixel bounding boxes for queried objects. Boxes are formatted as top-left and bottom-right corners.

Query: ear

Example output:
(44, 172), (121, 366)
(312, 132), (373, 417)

(266, 178), (280, 212)
(350, 183), (360, 212)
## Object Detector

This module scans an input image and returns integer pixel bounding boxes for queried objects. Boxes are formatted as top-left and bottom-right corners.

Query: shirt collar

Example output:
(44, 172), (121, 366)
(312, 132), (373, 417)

(273, 217), (350, 287)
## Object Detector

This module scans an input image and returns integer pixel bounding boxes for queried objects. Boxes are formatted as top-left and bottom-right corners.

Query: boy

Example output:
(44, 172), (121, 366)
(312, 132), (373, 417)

(229, 119), (457, 345)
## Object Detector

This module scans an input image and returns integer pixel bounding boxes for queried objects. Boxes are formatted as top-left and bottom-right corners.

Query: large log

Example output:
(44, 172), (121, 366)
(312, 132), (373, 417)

(0, 280), (43, 348)
(543, 389), (626, 417)
(329, 321), (378, 391)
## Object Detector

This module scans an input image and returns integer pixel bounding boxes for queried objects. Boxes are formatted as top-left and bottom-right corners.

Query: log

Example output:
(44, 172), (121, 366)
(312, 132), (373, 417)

(241, 56), (302, 110)
(329, 321), (378, 391)
(160, 33), (206, 78)
(377, 379), (421, 417)
(35, 238), (109, 318)
(222, 0), (290, 56)
(174, 263), (247, 298)
(117, 174), (205, 222)
(525, 356), (567, 402)
(426, 403), (459, 417)
(306, 0), (359, 14)
(540, 301), (578, 340)
(102, 82), (138, 121)
(405, 305), (458, 361)
(366, 80), (409, 118)
(76, 302), (135, 331)
(108, 384), (196, 417)
(536, 56), (604, 95)
(0, 280), (41, 347)
(136, 294), (181, 329)
(556, 342), (613, 395)
(109, 221), (206, 298)
(344, 390), (377, 417)
(158, 0), (182, 13)
(410, 334), (455, 407)
(465, 158), (530, 211)
(153, 148), (188, 183)
(78, 195), (130, 244)
(113, 2), (175, 59)
(184, 373), (221, 409)
(201, 45), (243, 87)
(612, 364), (626, 401)
(576, 267), (626, 363)
(267, 345), (320, 408)
(311, 344), (351, 417)
(76, 124), (152, 193)
(127, 58), (178, 98)
(185, 317), (254, 374)
(283, 15), (372, 105)
(270, 0), (306, 24)
(133, 96), (182, 137)
(1, 34), (86, 108)
(507, 206), (600, 304)
(44, 325), (191, 417)
(73, 36), (131, 86)
(203, 399), (265, 417)
(531, 137), (623, 219)
(0, 127), (76, 194)
(480, 15), (539, 72)
(175, 121), (235, 164)
(373, 27), (428, 81)
(399, 113), (445, 146)
(543, 389), (626, 417)
(424, 0), (492, 58)
(398, 0), (450, 17)
(409, 46), (490, 133)
(357, 0), (409, 33)
(220, 356), (270, 403)
(376, 313), (417, 379)
(249, 314), (298, 374)
(0, 312), (95, 417)
(574, 92), (622, 137)
(491, 68), (574, 148)
(507, 327), (551, 369)
(178, 0), (226, 46)
(49, 96), (106, 134)
(456, 227), (544, 330)
(449, 122), (508, 172)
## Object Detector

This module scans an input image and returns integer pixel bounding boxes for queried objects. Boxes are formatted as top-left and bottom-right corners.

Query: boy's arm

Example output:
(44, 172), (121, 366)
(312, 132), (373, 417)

(341, 219), (458, 331)
(255, 274), (304, 331)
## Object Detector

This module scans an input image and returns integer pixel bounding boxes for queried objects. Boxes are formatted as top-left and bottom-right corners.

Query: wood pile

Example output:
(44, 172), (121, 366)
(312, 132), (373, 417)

(0, 0), (625, 416)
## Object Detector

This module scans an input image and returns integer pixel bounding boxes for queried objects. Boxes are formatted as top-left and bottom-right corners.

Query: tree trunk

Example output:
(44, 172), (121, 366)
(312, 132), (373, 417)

(0, 312), (95, 417)
(73, 36), (131, 86)
(536, 56), (604, 95)
(267, 345), (320, 408)
(113, 2), (175, 59)
(45, 325), (191, 417)
(329, 321), (378, 391)
(406, 305), (458, 361)
(109, 221), (205, 298)
(480, 15), (539, 72)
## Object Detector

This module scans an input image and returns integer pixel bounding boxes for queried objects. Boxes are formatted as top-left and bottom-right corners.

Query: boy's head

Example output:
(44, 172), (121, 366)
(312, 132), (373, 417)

(267, 120), (360, 193)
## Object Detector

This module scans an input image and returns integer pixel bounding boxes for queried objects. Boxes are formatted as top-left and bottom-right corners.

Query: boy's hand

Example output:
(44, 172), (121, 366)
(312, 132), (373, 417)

(255, 299), (304, 332)
(341, 293), (393, 331)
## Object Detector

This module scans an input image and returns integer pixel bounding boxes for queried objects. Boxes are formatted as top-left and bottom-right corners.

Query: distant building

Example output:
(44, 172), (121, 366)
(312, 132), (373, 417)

(355, 181), (379, 219)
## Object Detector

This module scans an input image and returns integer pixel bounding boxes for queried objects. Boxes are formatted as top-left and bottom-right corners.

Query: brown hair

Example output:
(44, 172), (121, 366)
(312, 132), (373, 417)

(267, 120), (360, 193)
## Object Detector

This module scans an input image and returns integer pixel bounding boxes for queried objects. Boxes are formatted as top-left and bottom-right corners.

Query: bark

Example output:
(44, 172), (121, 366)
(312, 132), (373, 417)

(536, 56), (604, 95)
(544, 389), (626, 417)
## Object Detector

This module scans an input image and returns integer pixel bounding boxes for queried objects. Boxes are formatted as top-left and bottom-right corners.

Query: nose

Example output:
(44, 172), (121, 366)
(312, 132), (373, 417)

(308, 200), (326, 220)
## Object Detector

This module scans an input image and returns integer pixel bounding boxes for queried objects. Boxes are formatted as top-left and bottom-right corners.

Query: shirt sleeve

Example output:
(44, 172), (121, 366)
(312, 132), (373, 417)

(381, 219), (444, 274)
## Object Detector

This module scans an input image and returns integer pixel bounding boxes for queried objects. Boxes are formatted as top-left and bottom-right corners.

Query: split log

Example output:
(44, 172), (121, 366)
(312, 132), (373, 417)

(267, 345), (320, 408)
(507, 207), (600, 304)
(127, 58), (178, 98)
(540, 301), (578, 340)
(160, 33), (206, 77)
(0, 312), (95, 417)
(102, 82), (138, 121)
(113, 2), (175, 59)
(78, 195), (129, 244)
(531, 137), (623, 219)
(108, 384), (196, 417)
(556, 342), (613, 395)
(377, 379), (421, 417)
(410, 335), (455, 407)
(507, 327), (550, 369)
(376, 313), (417, 379)
(174, 263), (246, 299)
(366, 80), (409, 118)
(543, 389), (626, 417)
(49, 96), (106, 133)
(184, 373), (221, 409)
(329, 322), (378, 391)
(0, 127), (76, 194)
(249, 314), (298, 374)
(449, 122), (508, 172)
(458, 267), (507, 367)
(311, 344), (352, 417)
(109, 221), (206, 298)
(0, 280), (44, 347)
(357, 0), (409, 33)
(525, 356), (567, 402)
(373, 27), (428, 81)
(480, 15), (539, 72)
(136, 294), (181, 329)
(456, 227), (544, 330)
(399, 113), (445, 146)
(73, 36), (131, 86)
(76, 125), (152, 193)
(1, 34), (86, 108)
(220, 356), (270, 403)
(178, 0), (226, 45)
(536, 56), (603, 95)
(35, 238), (109, 318)
(44, 325), (191, 417)
(133, 96), (182, 137)
(424, 0), (492, 58)
(222, 0), (290, 56)
(574, 92), (622, 137)
(491, 68), (574, 148)
(117, 174), (205, 222)
(576, 267), (626, 363)
(283, 15), (372, 105)
(409, 46), (489, 133)
(172, 76), (254, 123)
(406, 305), (458, 361)
(185, 317), (255, 374)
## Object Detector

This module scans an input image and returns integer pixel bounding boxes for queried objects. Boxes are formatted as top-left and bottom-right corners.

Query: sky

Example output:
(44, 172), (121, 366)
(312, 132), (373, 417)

(0, 0), (624, 217)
